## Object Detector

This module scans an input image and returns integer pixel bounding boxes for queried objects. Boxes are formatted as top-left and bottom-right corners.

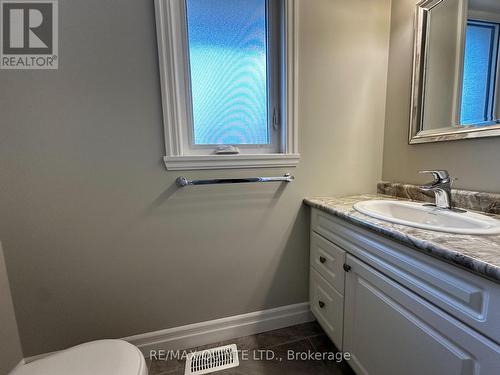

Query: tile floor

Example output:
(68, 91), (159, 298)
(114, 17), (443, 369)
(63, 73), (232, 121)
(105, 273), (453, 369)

(146, 322), (355, 375)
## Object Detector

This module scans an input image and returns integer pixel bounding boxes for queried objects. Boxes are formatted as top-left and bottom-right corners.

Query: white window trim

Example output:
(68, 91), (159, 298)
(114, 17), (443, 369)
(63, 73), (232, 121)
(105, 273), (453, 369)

(154, 0), (300, 171)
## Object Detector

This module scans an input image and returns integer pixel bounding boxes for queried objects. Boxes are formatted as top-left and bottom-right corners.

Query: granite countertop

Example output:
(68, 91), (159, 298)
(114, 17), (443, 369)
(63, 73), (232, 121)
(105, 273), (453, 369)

(304, 194), (500, 283)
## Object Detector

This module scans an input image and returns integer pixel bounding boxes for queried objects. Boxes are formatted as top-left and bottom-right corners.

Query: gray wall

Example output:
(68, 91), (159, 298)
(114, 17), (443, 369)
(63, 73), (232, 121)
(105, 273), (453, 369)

(0, 243), (23, 374)
(0, 0), (391, 356)
(382, 0), (500, 193)
(423, 0), (462, 130)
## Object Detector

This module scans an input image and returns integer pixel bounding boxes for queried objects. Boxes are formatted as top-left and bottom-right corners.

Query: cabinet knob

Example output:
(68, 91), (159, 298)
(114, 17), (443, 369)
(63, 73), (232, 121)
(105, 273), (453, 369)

(318, 301), (325, 308)
(343, 264), (352, 272)
(319, 256), (327, 264)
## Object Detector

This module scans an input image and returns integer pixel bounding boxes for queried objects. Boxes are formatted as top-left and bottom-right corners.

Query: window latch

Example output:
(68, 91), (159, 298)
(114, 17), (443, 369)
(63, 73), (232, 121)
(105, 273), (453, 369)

(215, 145), (240, 155)
(272, 108), (280, 131)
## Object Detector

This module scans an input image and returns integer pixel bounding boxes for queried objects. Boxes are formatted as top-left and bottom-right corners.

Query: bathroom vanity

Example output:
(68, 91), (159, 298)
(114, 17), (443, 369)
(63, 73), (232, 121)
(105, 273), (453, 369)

(305, 194), (500, 375)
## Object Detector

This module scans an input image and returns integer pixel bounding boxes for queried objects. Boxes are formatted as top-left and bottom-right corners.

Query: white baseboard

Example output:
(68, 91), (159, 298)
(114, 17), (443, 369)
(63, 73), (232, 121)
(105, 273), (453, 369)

(124, 302), (314, 357)
(8, 359), (25, 373)
(23, 349), (59, 365)
(22, 302), (313, 364)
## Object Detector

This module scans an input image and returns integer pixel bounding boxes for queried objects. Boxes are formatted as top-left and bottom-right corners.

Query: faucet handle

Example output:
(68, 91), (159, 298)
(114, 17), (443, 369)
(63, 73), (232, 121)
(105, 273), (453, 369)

(418, 170), (450, 182)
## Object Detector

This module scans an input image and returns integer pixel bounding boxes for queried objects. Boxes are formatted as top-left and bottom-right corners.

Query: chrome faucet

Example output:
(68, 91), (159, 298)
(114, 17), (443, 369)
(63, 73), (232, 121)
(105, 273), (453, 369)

(418, 170), (453, 209)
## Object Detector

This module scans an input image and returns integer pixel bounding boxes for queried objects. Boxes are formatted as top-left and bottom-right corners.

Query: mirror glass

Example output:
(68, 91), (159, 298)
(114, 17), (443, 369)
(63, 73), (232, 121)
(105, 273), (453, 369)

(411, 0), (500, 143)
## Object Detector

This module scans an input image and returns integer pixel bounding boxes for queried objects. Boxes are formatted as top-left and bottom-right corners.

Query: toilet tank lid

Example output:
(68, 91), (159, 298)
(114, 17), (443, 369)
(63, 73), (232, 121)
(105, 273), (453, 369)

(11, 340), (147, 375)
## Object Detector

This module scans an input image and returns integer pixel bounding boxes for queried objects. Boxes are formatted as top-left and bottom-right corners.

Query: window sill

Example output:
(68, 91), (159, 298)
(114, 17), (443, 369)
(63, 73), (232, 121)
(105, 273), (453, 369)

(163, 154), (300, 170)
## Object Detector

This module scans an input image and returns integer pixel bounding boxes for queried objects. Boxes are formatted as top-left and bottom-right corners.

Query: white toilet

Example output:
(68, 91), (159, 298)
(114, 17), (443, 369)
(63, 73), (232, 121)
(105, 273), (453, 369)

(11, 340), (148, 375)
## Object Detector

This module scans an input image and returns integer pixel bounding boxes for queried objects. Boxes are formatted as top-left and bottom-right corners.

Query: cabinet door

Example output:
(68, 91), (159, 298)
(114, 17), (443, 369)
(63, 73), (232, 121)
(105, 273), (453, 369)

(343, 255), (500, 375)
(310, 268), (344, 350)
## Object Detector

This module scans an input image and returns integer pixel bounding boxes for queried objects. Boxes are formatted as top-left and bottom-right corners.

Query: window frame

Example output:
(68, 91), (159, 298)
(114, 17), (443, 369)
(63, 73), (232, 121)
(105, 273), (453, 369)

(460, 19), (500, 125)
(154, 0), (299, 170)
(184, 0), (280, 153)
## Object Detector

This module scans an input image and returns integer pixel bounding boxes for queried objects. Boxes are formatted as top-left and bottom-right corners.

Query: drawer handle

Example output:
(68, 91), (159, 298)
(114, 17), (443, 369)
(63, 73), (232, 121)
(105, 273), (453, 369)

(318, 301), (325, 309)
(319, 256), (327, 264)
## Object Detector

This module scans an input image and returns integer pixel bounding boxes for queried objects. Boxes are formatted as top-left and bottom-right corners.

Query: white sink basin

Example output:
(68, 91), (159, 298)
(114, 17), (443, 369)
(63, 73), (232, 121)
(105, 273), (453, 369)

(353, 200), (500, 235)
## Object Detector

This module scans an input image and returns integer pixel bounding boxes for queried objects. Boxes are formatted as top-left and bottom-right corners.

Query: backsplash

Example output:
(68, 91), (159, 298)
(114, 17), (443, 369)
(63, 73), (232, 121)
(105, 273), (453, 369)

(377, 182), (500, 215)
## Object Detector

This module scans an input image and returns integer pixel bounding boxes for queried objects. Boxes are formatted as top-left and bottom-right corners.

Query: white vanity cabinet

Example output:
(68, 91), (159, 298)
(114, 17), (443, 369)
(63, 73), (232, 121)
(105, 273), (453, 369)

(309, 208), (500, 375)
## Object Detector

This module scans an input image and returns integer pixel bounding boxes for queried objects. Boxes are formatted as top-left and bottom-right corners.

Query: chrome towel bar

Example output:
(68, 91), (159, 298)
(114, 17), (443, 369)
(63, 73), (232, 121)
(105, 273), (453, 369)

(176, 173), (295, 187)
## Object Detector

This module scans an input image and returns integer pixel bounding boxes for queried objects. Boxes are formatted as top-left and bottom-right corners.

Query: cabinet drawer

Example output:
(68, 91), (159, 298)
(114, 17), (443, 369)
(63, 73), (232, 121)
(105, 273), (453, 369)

(310, 268), (344, 350)
(311, 208), (500, 345)
(310, 232), (345, 294)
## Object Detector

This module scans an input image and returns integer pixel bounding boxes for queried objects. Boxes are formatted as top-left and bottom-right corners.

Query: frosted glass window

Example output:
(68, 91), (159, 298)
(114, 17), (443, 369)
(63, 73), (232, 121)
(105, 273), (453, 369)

(186, 0), (269, 145)
(460, 21), (500, 125)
